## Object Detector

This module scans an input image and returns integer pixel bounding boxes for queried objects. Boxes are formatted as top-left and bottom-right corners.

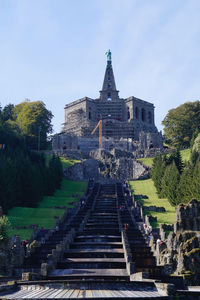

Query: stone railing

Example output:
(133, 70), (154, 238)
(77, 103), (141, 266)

(116, 197), (135, 276)
(121, 229), (135, 276)
(41, 228), (76, 276)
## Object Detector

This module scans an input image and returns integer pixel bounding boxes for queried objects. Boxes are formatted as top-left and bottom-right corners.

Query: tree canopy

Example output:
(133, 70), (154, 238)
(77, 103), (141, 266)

(162, 101), (200, 148)
(14, 100), (53, 150)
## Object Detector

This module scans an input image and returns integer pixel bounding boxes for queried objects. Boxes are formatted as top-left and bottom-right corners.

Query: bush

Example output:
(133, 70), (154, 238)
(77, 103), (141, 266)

(0, 216), (11, 241)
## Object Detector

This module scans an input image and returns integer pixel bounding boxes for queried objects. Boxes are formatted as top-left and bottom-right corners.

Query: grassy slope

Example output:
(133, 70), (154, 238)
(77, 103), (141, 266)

(138, 148), (191, 167)
(59, 157), (80, 169)
(132, 149), (191, 227)
(45, 154), (80, 169)
(129, 179), (176, 227)
(8, 156), (86, 240)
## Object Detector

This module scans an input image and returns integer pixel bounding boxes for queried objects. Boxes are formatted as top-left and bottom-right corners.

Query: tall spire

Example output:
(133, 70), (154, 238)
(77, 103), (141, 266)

(100, 50), (119, 101)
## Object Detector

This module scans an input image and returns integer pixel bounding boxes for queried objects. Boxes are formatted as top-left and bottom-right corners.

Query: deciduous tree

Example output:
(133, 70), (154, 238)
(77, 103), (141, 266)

(14, 100), (53, 149)
(162, 101), (200, 148)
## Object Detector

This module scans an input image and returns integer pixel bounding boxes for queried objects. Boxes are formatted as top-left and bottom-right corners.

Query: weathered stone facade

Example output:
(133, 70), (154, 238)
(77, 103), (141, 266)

(174, 199), (200, 233)
(145, 199), (200, 282)
(53, 52), (162, 153)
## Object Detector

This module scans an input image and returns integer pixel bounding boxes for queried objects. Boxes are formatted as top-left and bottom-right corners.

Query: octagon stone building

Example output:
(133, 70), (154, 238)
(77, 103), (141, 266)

(53, 51), (162, 154)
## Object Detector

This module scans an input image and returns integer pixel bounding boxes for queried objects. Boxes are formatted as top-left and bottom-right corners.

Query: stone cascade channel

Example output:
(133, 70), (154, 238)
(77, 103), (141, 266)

(1, 183), (169, 299)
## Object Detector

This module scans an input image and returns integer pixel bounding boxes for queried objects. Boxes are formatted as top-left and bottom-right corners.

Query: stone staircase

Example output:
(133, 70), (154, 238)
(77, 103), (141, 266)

(23, 182), (99, 273)
(49, 183), (129, 281)
(1, 182), (170, 299)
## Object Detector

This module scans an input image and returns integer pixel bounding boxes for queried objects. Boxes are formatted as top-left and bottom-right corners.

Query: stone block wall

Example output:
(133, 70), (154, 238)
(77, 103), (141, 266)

(52, 133), (78, 150)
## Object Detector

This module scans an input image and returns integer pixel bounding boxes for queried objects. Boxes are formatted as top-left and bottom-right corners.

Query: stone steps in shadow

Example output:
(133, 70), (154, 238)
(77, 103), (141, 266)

(23, 183), (100, 270)
(74, 235), (121, 243)
(50, 184), (128, 281)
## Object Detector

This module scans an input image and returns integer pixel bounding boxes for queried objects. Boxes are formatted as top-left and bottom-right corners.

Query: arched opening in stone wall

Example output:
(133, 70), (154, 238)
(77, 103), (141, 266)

(107, 92), (112, 101)
(135, 107), (139, 119)
(148, 111), (152, 123)
(141, 108), (146, 122)
(127, 108), (130, 119)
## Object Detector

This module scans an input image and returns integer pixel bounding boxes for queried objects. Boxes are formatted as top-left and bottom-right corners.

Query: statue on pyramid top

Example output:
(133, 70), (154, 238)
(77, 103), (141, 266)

(105, 49), (112, 64)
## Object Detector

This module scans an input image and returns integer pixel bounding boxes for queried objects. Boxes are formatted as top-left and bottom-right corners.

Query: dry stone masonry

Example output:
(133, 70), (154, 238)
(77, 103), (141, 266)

(64, 148), (146, 181)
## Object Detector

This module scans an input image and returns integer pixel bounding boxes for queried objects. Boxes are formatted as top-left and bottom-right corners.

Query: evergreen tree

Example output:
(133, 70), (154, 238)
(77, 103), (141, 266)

(191, 158), (200, 201)
(190, 150), (200, 166)
(176, 163), (194, 204)
(151, 155), (166, 196)
(172, 149), (183, 174)
(2, 104), (15, 121)
(161, 161), (180, 206)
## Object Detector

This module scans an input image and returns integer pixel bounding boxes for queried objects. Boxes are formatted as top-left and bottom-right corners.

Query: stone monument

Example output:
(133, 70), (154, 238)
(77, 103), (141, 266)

(53, 51), (163, 154)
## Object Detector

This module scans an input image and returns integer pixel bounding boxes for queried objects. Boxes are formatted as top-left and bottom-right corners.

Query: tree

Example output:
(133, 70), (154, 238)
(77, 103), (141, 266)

(0, 103), (2, 122)
(2, 104), (15, 121)
(14, 101), (53, 149)
(162, 101), (200, 148)
(151, 155), (166, 196)
(46, 155), (63, 195)
(192, 133), (200, 154)
(176, 163), (194, 204)
(168, 150), (183, 174)
(161, 161), (180, 206)
(190, 158), (200, 201)
(0, 216), (11, 242)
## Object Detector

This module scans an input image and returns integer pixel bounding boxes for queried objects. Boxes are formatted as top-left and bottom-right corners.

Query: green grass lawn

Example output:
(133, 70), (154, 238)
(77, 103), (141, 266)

(45, 154), (80, 169)
(8, 179), (87, 240)
(138, 148), (190, 168)
(137, 157), (154, 167)
(59, 157), (80, 169)
(129, 179), (176, 227)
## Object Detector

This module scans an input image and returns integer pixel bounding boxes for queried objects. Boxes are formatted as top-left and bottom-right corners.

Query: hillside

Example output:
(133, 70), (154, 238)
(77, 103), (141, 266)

(129, 179), (176, 227)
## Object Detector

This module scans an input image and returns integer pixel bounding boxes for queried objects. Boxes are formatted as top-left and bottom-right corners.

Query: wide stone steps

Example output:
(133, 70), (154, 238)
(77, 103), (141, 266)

(23, 183), (100, 270)
(57, 259), (126, 269)
(63, 249), (125, 258)
(0, 183), (171, 299)
(82, 229), (120, 235)
(49, 268), (129, 280)
(70, 242), (123, 248)
(48, 184), (129, 282)
(74, 235), (121, 242)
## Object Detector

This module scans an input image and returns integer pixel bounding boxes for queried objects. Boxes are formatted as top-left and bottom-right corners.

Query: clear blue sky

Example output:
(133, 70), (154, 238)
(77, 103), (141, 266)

(0, 0), (200, 133)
